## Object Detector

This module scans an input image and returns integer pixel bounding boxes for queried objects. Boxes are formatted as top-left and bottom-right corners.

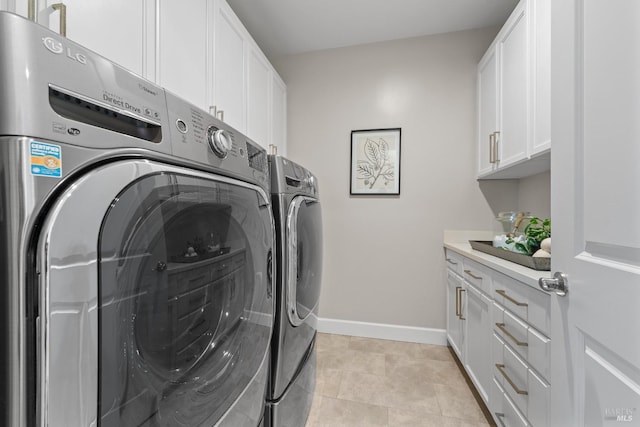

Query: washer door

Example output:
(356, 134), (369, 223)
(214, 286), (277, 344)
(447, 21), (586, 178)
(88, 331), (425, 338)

(37, 160), (274, 427)
(286, 196), (322, 326)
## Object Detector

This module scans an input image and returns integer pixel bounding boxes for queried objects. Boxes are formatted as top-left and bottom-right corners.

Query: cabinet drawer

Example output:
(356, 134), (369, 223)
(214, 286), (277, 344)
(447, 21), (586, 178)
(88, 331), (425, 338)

(462, 257), (492, 294)
(493, 270), (551, 335)
(494, 304), (550, 380)
(444, 249), (464, 275)
(502, 392), (531, 427)
(492, 379), (530, 427)
(499, 345), (529, 414)
(494, 307), (528, 356)
(494, 336), (550, 426)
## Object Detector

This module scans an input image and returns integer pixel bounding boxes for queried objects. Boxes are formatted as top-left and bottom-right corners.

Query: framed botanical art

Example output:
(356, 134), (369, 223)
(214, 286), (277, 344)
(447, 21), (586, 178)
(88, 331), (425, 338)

(350, 128), (401, 195)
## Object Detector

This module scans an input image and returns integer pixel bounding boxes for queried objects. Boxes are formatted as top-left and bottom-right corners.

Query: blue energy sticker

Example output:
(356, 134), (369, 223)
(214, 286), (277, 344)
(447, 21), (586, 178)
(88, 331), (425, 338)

(30, 141), (62, 178)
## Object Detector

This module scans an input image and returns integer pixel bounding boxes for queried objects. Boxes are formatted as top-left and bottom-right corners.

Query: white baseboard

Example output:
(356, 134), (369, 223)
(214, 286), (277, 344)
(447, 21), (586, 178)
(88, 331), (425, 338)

(317, 318), (447, 346)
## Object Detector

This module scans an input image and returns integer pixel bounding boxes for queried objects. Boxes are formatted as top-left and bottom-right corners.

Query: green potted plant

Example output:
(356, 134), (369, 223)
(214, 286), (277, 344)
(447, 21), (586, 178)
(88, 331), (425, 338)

(507, 217), (551, 255)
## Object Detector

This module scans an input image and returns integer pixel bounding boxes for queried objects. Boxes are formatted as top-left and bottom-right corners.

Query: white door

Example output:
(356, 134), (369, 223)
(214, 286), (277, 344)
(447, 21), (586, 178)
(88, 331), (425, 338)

(550, 1), (640, 425)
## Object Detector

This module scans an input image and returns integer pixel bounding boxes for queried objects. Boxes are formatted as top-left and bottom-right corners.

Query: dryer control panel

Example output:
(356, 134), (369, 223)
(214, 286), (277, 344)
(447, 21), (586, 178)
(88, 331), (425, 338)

(269, 155), (319, 197)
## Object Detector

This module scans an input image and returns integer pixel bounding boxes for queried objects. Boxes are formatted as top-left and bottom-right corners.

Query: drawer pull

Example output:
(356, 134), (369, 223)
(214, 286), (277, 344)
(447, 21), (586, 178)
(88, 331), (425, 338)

(464, 269), (482, 280)
(495, 413), (506, 427)
(496, 364), (528, 395)
(496, 323), (528, 347)
(446, 258), (459, 266)
(495, 289), (528, 307)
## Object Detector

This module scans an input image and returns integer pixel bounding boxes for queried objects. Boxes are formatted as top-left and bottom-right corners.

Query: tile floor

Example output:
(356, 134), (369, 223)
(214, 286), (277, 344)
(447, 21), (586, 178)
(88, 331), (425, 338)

(305, 333), (495, 427)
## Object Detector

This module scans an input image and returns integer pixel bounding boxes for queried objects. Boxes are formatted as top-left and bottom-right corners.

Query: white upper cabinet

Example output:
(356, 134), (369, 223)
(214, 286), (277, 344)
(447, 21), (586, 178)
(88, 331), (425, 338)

(156, 0), (210, 109)
(12, 0), (155, 79)
(2, 0), (287, 152)
(477, 0), (550, 180)
(211, 0), (287, 151)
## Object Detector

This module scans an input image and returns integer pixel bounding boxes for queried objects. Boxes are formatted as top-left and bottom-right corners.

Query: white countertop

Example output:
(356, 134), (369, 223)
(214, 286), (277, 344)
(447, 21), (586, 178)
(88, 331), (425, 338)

(443, 230), (552, 289)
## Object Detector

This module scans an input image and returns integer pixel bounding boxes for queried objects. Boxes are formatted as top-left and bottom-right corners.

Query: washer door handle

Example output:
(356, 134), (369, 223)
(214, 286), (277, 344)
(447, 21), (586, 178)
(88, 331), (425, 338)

(267, 250), (273, 299)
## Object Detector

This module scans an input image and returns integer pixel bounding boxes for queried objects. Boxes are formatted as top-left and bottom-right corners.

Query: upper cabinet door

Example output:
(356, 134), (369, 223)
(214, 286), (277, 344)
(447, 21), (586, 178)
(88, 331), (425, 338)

(477, 47), (499, 176)
(31, 0), (155, 78)
(496, 1), (528, 169)
(246, 46), (270, 148)
(212, 0), (246, 133)
(530, 0), (551, 155)
(157, 0), (210, 109)
(271, 73), (287, 157)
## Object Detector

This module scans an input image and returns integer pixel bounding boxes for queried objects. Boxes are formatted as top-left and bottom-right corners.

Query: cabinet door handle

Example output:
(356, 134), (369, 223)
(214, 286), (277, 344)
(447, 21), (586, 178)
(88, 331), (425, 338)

(28, 0), (36, 20)
(489, 132), (496, 164)
(464, 269), (482, 280)
(52, 3), (67, 37)
(495, 413), (506, 427)
(446, 258), (459, 266)
(495, 323), (528, 347)
(496, 364), (528, 395)
(493, 131), (500, 162)
(456, 287), (466, 320)
(216, 109), (225, 122)
(209, 105), (217, 116)
(495, 289), (528, 307)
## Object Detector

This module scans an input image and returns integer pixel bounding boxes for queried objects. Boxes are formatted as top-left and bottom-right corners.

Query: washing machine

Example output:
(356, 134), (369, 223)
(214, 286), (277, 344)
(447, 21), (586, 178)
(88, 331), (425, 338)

(265, 156), (323, 427)
(0, 12), (275, 427)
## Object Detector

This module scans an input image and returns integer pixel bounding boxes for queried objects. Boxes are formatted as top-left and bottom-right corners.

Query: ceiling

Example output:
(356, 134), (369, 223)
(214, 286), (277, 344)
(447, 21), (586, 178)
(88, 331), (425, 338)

(226, 0), (519, 60)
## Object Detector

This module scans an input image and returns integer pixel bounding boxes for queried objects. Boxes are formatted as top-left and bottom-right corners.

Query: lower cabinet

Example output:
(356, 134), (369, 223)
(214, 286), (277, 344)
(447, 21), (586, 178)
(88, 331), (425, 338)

(445, 248), (551, 426)
(464, 283), (492, 404)
(446, 270), (465, 360)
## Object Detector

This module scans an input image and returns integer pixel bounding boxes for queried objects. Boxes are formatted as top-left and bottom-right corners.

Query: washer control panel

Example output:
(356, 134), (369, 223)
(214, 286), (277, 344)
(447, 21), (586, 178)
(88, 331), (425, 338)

(164, 91), (269, 190)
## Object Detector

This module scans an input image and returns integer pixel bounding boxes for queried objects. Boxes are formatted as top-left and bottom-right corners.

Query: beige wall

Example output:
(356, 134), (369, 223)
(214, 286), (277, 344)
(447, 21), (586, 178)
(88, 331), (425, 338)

(274, 28), (546, 330)
(518, 171), (551, 220)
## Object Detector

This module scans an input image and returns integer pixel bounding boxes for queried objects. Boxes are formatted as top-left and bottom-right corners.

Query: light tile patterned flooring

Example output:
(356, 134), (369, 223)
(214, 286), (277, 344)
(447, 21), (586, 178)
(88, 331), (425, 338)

(305, 333), (495, 427)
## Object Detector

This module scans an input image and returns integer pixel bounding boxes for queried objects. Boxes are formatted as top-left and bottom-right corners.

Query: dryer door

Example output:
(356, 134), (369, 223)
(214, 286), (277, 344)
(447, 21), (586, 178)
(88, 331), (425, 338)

(37, 160), (274, 427)
(286, 196), (322, 326)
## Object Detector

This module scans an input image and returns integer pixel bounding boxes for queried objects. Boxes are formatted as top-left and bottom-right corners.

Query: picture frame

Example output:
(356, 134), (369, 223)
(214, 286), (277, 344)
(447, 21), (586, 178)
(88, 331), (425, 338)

(350, 128), (401, 195)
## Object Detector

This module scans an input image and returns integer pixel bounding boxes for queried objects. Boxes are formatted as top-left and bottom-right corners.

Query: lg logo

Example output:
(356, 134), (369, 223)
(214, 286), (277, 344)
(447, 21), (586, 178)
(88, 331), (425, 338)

(42, 36), (87, 64)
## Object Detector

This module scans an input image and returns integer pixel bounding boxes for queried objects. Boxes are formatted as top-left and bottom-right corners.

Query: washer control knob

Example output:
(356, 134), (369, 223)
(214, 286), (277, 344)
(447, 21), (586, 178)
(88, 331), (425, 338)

(207, 126), (232, 158)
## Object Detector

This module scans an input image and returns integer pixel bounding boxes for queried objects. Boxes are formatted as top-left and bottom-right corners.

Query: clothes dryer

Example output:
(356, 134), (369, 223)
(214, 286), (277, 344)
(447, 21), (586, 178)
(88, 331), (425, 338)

(0, 12), (274, 427)
(266, 156), (323, 427)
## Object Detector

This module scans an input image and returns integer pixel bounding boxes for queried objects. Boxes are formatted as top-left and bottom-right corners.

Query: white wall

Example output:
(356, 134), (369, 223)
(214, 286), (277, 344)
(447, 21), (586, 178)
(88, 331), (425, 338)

(274, 27), (530, 332)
